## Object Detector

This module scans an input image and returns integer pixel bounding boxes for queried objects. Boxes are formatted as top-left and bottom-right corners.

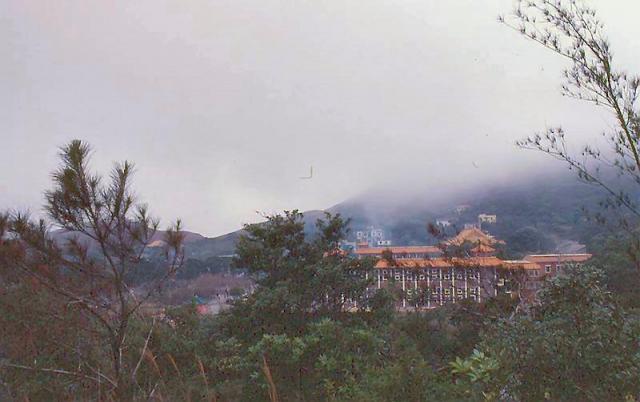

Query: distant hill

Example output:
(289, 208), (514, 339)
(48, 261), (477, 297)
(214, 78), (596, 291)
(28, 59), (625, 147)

(183, 230), (244, 259)
(324, 175), (620, 257)
(191, 173), (622, 259)
(49, 173), (628, 260)
(50, 228), (208, 257)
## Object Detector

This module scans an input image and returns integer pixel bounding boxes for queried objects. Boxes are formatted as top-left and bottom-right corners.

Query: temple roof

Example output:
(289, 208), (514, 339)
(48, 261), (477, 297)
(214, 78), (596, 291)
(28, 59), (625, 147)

(444, 227), (505, 247)
(374, 256), (504, 269)
(471, 244), (496, 254)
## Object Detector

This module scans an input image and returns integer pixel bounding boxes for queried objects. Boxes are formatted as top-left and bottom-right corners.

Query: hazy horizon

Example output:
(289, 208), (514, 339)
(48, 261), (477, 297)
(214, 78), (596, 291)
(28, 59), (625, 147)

(3, 0), (639, 236)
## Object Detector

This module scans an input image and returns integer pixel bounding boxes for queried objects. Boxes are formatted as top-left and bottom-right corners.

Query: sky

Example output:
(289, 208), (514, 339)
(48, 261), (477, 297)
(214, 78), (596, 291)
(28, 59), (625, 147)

(1, 0), (639, 236)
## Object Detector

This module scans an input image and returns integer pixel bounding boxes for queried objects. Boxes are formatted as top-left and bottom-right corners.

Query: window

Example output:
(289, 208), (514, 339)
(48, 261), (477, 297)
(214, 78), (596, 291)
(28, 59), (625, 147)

(431, 269), (438, 275)
(444, 273), (451, 280)
(435, 287), (441, 294)
(545, 265), (551, 273)
(457, 273), (463, 280)
(457, 288), (463, 294)
(419, 274), (425, 280)
(395, 275), (401, 281)
(444, 288), (451, 295)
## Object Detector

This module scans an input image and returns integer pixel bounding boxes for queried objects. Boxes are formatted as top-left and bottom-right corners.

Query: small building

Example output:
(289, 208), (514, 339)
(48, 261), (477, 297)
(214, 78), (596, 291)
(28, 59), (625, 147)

(522, 253), (592, 277)
(436, 219), (452, 227)
(355, 226), (386, 247)
(478, 214), (497, 224)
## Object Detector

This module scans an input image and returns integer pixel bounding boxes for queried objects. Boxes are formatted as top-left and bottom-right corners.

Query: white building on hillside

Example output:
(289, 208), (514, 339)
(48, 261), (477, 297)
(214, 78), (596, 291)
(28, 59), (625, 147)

(356, 226), (386, 247)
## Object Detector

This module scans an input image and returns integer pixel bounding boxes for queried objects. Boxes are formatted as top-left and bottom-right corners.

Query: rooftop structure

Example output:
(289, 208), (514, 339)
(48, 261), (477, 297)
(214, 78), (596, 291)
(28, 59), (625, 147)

(444, 227), (504, 247)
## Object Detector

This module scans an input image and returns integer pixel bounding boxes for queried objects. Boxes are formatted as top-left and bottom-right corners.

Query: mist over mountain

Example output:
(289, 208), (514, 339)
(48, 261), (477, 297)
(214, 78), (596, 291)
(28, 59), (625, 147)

(46, 170), (617, 262)
(188, 171), (617, 259)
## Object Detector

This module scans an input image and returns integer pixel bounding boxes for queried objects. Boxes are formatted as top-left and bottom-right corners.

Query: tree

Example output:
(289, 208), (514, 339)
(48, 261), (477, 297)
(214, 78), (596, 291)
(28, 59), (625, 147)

(0, 140), (184, 400)
(501, 0), (640, 268)
(224, 211), (377, 341)
(459, 265), (640, 401)
(213, 210), (398, 400)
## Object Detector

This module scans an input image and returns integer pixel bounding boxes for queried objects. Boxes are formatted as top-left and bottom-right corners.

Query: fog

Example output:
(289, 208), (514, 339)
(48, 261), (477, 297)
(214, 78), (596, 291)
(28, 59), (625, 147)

(2, 0), (639, 236)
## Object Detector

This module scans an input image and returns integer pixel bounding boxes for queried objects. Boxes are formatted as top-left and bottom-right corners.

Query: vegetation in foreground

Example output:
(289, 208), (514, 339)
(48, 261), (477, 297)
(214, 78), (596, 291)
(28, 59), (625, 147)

(3, 198), (640, 400)
(3, 0), (640, 400)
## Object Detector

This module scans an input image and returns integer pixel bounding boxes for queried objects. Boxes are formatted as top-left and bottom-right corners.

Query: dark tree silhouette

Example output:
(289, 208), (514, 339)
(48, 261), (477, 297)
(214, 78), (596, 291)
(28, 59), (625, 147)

(0, 140), (184, 399)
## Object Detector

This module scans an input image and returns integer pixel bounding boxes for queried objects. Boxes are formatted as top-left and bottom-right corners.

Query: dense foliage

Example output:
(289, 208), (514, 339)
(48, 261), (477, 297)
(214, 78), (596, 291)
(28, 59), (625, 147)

(454, 266), (640, 401)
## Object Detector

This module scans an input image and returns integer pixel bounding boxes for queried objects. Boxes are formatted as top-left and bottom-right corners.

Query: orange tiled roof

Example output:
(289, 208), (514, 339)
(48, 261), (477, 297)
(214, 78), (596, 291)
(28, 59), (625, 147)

(374, 256), (504, 269)
(355, 246), (441, 256)
(522, 254), (592, 264)
(445, 227), (505, 247)
(471, 244), (496, 253)
(373, 256), (553, 271)
(501, 260), (540, 270)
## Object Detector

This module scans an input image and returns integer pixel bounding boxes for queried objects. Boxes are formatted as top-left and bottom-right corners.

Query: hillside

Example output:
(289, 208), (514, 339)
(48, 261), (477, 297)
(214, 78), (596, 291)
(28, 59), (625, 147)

(188, 173), (616, 259)
(51, 174), (618, 260)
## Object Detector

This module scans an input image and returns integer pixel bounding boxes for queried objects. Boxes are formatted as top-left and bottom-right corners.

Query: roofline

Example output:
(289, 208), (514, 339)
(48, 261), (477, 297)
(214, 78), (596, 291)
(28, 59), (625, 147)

(524, 253), (591, 257)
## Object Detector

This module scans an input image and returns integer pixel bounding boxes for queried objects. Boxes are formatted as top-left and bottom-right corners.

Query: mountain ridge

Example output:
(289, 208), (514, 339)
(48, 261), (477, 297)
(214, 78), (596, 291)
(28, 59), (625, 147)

(189, 173), (617, 258)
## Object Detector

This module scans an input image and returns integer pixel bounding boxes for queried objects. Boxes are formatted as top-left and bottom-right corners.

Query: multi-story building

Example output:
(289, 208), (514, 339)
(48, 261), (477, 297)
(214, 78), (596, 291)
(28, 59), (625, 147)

(357, 228), (591, 309)
(372, 256), (504, 308)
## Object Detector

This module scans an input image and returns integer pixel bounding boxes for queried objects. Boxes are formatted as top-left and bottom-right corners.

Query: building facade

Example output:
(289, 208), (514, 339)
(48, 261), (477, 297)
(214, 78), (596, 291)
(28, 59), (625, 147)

(354, 228), (591, 309)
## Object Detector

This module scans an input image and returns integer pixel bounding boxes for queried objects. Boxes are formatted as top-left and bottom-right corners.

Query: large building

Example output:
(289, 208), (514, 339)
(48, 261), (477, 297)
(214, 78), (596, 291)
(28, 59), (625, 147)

(356, 228), (591, 309)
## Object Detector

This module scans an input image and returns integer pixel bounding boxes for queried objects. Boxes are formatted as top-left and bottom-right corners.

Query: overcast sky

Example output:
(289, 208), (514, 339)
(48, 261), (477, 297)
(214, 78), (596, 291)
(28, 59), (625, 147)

(2, 0), (638, 236)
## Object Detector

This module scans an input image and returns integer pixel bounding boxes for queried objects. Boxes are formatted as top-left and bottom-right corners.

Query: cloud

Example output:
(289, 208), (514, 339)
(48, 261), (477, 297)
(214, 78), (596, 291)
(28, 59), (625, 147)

(1, 0), (638, 235)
